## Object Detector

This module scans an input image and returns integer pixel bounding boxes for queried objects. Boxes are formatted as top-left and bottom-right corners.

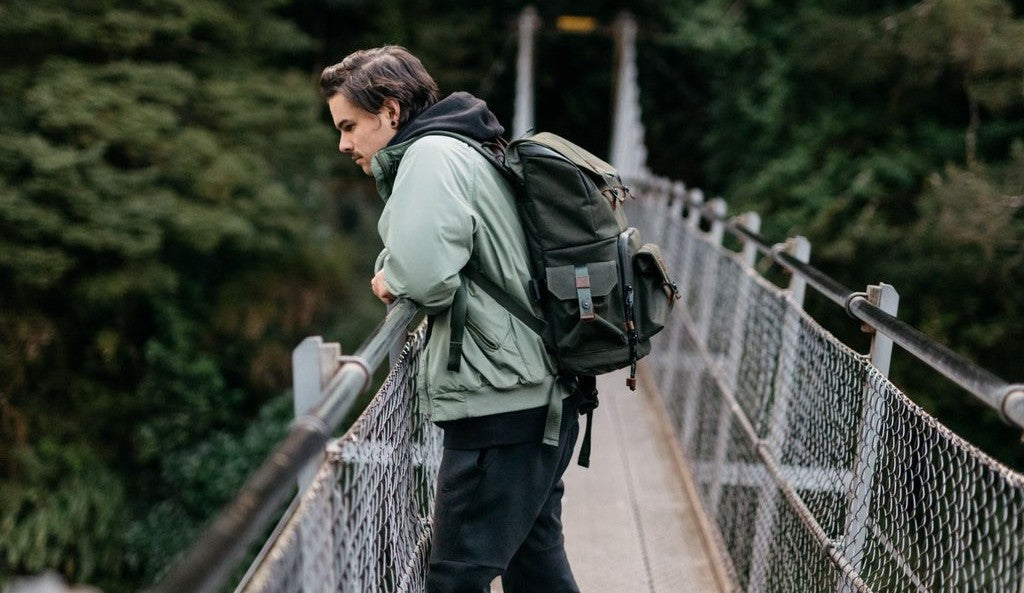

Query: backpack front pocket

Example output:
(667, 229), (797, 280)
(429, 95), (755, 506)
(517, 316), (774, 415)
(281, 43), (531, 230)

(544, 260), (627, 366)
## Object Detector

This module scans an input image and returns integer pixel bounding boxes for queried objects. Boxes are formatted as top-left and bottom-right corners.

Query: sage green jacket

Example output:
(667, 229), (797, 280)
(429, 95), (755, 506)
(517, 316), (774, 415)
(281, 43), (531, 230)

(372, 135), (568, 435)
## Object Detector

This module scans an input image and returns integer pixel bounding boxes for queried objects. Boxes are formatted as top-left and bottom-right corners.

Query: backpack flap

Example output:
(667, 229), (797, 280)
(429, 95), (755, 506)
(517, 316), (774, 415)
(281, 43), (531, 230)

(545, 261), (619, 311)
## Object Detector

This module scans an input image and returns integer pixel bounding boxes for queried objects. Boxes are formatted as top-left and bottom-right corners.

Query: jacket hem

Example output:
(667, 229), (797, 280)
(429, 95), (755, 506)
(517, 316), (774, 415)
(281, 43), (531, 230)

(428, 376), (569, 422)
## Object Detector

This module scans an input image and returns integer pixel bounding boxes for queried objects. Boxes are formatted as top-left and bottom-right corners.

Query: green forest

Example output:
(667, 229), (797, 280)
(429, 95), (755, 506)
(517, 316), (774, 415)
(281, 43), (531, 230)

(1, 0), (1022, 590)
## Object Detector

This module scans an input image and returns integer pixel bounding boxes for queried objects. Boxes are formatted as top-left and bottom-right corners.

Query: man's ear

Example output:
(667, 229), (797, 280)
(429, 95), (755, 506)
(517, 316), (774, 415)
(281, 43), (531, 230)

(382, 98), (401, 123)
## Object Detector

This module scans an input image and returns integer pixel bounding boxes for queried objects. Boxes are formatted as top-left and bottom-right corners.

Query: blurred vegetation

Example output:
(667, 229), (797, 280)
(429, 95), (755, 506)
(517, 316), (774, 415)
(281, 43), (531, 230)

(654, 0), (1024, 467)
(0, 0), (367, 589)
(0, 0), (1021, 590)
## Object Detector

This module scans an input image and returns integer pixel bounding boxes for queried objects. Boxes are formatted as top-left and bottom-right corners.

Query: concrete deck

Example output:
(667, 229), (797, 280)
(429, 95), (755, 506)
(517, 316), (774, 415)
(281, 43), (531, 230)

(560, 367), (725, 593)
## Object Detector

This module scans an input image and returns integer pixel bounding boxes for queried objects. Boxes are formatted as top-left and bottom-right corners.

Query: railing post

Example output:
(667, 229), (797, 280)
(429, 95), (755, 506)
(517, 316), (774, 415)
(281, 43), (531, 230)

(746, 236), (811, 593)
(840, 283), (899, 593)
(672, 188), (707, 453)
(668, 180), (686, 237)
(707, 197), (727, 246)
(628, 174), (668, 245)
(634, 176), (672, 380)
(721, 212), (761, 392)
(654, 181), (687, 273)
(705, 199), (750, 518)
(786, 237), (811, 309)
(866, 284), (898, 376)
(512, 6), (539, 139)
(647, 177), (674, 244)
(675, 195), (728, 484)
(291, 337), (343, 593)
(739, 212), (761, 268)
(695, 198), (727, 339)
(708, 212), (762, 517)
(292, 336), (341, 491)
(686, 188), (705, 230)
(675, 188), (704, 300)
(657, 185), (689, 397)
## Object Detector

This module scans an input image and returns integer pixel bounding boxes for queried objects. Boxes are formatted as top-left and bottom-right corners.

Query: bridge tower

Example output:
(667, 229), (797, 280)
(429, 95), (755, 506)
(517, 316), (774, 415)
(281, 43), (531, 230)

(512, 7), (648, 178)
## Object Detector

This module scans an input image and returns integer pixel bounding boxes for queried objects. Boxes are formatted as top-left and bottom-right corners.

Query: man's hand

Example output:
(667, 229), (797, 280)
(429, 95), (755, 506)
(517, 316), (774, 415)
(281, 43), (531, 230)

(371, 270), (396, 304)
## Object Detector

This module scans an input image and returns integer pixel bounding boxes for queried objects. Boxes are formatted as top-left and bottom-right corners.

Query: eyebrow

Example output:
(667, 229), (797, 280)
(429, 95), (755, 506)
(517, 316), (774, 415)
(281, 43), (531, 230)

(334, 118), (352, 131)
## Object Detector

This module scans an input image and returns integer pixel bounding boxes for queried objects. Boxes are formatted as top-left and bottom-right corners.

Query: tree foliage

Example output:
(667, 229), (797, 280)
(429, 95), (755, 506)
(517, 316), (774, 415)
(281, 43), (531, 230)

(658, 0), (1024, 464)
(0, 0), (359, 589)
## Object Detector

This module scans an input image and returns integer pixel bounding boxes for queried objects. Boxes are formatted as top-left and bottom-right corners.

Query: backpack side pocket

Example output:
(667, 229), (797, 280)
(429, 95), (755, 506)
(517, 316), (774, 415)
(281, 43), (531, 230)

(633, 243), (680, 340)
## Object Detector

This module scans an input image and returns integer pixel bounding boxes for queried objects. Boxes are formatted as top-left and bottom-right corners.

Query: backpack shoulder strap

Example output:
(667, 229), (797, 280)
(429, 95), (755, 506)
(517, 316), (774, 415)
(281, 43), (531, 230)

(413, 130), (520, 186)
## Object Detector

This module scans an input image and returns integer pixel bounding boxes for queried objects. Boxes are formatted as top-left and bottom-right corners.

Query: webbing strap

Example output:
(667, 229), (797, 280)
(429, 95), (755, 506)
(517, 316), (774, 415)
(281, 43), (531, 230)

(618, 230), (640, 391)
(574, 264), (595, 321)
(446, 280), (469, 372)
(542, 381), (562, 446)
(575, 375), (598, 467)
(577, 410), (594, 467)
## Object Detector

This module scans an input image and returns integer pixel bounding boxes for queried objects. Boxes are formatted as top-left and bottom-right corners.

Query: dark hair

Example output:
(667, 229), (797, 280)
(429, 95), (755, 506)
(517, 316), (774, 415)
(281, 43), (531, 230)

(319, 46), (440, 127)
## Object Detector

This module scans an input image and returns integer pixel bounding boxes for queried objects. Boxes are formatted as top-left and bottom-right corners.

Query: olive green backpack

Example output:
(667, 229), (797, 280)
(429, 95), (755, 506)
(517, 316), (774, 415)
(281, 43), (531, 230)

(432, 131), (681, 391)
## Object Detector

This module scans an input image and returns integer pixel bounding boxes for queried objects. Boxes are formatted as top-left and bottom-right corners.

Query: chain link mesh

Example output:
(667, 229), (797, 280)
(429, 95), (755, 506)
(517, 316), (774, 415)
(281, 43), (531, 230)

(234, 182), (1024, 593)
(630, 185), (1024, 593)
(237, 323), (440, 593)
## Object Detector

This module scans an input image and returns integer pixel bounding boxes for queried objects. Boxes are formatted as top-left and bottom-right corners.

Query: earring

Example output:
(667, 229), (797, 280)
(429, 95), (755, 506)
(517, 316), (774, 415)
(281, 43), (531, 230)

(390, 120), (398, 128)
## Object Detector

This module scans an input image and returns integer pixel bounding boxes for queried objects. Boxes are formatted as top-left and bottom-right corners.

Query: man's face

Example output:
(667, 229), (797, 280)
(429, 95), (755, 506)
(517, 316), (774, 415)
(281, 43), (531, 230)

(327, 93), (398, 175)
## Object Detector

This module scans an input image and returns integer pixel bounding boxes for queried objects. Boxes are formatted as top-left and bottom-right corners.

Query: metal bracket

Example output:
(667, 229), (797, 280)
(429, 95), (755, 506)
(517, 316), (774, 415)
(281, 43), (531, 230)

(844, 292), (868, 321)
(998, 385), (1024, 430)
(338, 355), (372, 394)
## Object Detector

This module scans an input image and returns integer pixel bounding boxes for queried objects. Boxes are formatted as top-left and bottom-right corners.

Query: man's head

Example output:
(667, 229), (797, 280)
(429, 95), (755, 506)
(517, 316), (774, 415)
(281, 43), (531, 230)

(320, 46), (440, 175)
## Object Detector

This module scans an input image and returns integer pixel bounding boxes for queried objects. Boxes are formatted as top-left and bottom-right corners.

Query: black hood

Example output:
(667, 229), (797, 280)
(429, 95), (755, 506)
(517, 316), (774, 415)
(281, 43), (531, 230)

(389, 91), (504, 146)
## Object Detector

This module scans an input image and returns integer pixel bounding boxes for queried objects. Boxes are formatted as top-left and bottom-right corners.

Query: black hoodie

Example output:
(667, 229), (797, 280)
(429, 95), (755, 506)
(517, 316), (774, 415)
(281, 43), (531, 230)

(388, 91), (504, 147)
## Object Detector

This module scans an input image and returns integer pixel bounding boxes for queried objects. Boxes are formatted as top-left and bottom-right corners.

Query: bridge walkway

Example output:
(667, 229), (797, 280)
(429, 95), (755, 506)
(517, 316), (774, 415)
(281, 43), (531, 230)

(495, 366), (726, 592)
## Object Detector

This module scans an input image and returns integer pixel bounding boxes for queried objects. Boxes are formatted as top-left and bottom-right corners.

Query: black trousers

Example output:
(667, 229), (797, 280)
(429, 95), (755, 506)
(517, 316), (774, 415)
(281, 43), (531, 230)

(425, 404), (581, 593)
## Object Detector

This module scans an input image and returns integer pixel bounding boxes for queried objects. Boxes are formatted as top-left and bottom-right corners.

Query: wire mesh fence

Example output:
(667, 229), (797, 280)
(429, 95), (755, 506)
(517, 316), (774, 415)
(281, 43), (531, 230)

(630, 185), (1024, 593)
(232, 183), (1024, 593)
(236, 323), (441, 593)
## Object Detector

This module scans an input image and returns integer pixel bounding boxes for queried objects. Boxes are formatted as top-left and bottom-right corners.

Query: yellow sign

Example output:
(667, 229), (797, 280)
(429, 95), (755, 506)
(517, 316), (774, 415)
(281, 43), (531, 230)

(556, 15), (599, 34)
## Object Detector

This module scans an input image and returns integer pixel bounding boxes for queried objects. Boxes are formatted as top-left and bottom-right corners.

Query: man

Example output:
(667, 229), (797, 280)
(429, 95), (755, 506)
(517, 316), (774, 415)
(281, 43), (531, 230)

(320, 46), (582, 593)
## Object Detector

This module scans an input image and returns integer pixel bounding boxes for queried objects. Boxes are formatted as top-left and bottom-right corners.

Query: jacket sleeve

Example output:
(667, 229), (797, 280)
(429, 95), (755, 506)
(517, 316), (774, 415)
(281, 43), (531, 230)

(378, 138), (478, 313)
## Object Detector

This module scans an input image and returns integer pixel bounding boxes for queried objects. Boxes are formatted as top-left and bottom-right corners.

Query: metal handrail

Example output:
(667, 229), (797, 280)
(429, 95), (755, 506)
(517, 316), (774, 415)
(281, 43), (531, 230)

(676, 194), (1024, 429)
(144, 299), (420, 593)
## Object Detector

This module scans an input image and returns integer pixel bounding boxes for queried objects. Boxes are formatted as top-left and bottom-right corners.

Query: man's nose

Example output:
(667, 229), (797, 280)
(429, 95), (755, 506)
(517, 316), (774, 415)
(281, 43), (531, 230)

(338, 135), (353, 153)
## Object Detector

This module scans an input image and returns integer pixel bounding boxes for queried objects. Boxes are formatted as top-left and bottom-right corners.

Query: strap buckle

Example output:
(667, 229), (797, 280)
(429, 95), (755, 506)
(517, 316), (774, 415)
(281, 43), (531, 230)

(574, 264), (596, 321)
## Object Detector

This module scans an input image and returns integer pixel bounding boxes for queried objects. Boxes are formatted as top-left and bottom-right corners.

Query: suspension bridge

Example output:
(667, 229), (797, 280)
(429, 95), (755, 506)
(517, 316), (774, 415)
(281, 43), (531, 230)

(144, 9), (1024, 593)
